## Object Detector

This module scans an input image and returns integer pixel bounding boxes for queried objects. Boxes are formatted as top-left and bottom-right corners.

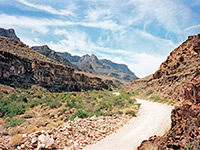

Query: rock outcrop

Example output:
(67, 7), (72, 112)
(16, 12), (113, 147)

(0, 36), (111, 92)
(0, 28), (20, 41)
(138, 71), (200, 150)
(125, 33), (200, 101)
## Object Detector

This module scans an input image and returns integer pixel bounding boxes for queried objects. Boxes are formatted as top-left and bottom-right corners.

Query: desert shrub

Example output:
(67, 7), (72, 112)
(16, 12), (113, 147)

(70, 110), (89, 120)
(159, 98), (168, 103)
(65, 98), (76, 109)
(128, 98), (136, 104)
(102, 111), (114, 116)
(150, 96), (160, 101)
(145, 89), (154, 96)
(97, 95), (103, 98)
(0, 95), (27, 118)
(4, 117), (25, 128)
(1, 89), (8, 94)
(46, 99), (61, 109)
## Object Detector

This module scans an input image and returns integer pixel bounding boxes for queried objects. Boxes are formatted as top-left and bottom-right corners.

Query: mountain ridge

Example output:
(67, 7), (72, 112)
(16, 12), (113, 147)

(0, 27), (138, 83)
(0, 36), (111, 92)
(0, 28), (20, 41)
(58, 51), (139, 82)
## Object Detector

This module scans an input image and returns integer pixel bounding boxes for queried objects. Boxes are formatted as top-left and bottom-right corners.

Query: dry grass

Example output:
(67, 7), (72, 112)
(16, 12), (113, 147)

(0, 118), (4, 124)
(10, 134), (23, 146)
(24, 125), (38, 134)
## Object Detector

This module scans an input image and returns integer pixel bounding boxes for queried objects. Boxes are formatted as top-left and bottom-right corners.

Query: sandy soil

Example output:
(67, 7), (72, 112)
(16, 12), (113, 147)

(84, 99), (173, 150)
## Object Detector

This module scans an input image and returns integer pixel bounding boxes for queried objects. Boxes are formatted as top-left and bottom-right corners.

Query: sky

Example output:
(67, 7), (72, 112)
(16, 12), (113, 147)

(0, 0), (200, 77)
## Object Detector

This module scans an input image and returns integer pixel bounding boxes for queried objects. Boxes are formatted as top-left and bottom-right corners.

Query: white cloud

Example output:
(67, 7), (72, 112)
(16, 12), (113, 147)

(51, 29), (129, 55)
(85, 7), (111, 21)
(128, 53), (166, 78)
(17, 0), (75, 16)
(185, 24), (200, 31)
(0, 14), (123, 33)
(0, 14), (66, 34)
(129, 0), (192, 33)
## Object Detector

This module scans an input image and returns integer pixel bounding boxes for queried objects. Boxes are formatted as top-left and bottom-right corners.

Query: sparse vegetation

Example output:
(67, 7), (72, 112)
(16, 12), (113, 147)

(0, 88), (140, 130)
(70, 110), (89, 120)
(145, 89), (154, 96)
(4, 117), (25, 128)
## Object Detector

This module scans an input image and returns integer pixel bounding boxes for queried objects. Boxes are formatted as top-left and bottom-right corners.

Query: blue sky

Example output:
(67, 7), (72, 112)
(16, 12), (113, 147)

(0, 0), (200, 77)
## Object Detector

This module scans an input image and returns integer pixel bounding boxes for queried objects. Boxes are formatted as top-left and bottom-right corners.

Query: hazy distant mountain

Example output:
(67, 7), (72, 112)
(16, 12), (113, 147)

(0, 28), (20, 41)
(58, 52), (139, 82)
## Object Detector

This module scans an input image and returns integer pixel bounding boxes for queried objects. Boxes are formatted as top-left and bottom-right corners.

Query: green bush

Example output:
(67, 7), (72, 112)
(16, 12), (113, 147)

(47, 100), (61, 109)
(1, 90), (8, 94)
(150, 96), (160, 101)
(0, 95), (27, 118)
(145, 89), (154, 96)
(4, 117), (25, 128)
(70, 110), (89, 120)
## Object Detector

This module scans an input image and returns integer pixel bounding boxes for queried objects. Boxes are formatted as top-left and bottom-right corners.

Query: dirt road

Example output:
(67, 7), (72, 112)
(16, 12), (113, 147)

(84, 99), (173, 150)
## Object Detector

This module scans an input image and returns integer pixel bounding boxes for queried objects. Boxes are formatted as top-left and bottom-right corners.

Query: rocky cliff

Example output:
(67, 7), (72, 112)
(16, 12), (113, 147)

(0, 36), (111, 92)
(125, 33), (200, 101)
(138, 71), (200, 150)
(0, 28), (20, 41)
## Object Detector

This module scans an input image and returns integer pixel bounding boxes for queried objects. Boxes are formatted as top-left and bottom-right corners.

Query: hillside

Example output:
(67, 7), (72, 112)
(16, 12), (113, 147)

(0, 36), (111, 92)
(124, 33), (200, 101)
(138, 71), (200, 150)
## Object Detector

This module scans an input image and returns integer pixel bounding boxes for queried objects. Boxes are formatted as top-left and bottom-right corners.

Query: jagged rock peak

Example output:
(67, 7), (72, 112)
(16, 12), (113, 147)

(0, 27), (20, 41)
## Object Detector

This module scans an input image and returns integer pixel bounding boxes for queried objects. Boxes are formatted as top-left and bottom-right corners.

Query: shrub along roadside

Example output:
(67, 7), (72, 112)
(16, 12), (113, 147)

(0, 90), (140, 128)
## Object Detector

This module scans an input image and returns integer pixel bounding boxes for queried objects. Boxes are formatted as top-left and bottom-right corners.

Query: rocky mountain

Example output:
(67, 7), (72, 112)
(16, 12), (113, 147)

(0, 36), (111, 92)
(125, 33), (200, 101)
(0, 28), (138, 83)
(31, 46), (97, 74)
(58, 52), (139, 82)
(138, 71), (200, 150)
(31, 45), (77, 69)
(0, 28), (20, 41)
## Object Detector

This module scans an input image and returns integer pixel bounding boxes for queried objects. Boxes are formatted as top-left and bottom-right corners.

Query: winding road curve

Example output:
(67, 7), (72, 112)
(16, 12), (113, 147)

(84, 99), (173, 150)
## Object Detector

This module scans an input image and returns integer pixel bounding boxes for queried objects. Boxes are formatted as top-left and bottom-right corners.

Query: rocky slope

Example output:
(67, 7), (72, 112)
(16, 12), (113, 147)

(0, 115), (132, 150)
(58, 52), (139, 82)
(138, 71), (200, 150)
(0, 28), (20, 41)
(0, 36), (111, 92)
(125, 33), (200, 101)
